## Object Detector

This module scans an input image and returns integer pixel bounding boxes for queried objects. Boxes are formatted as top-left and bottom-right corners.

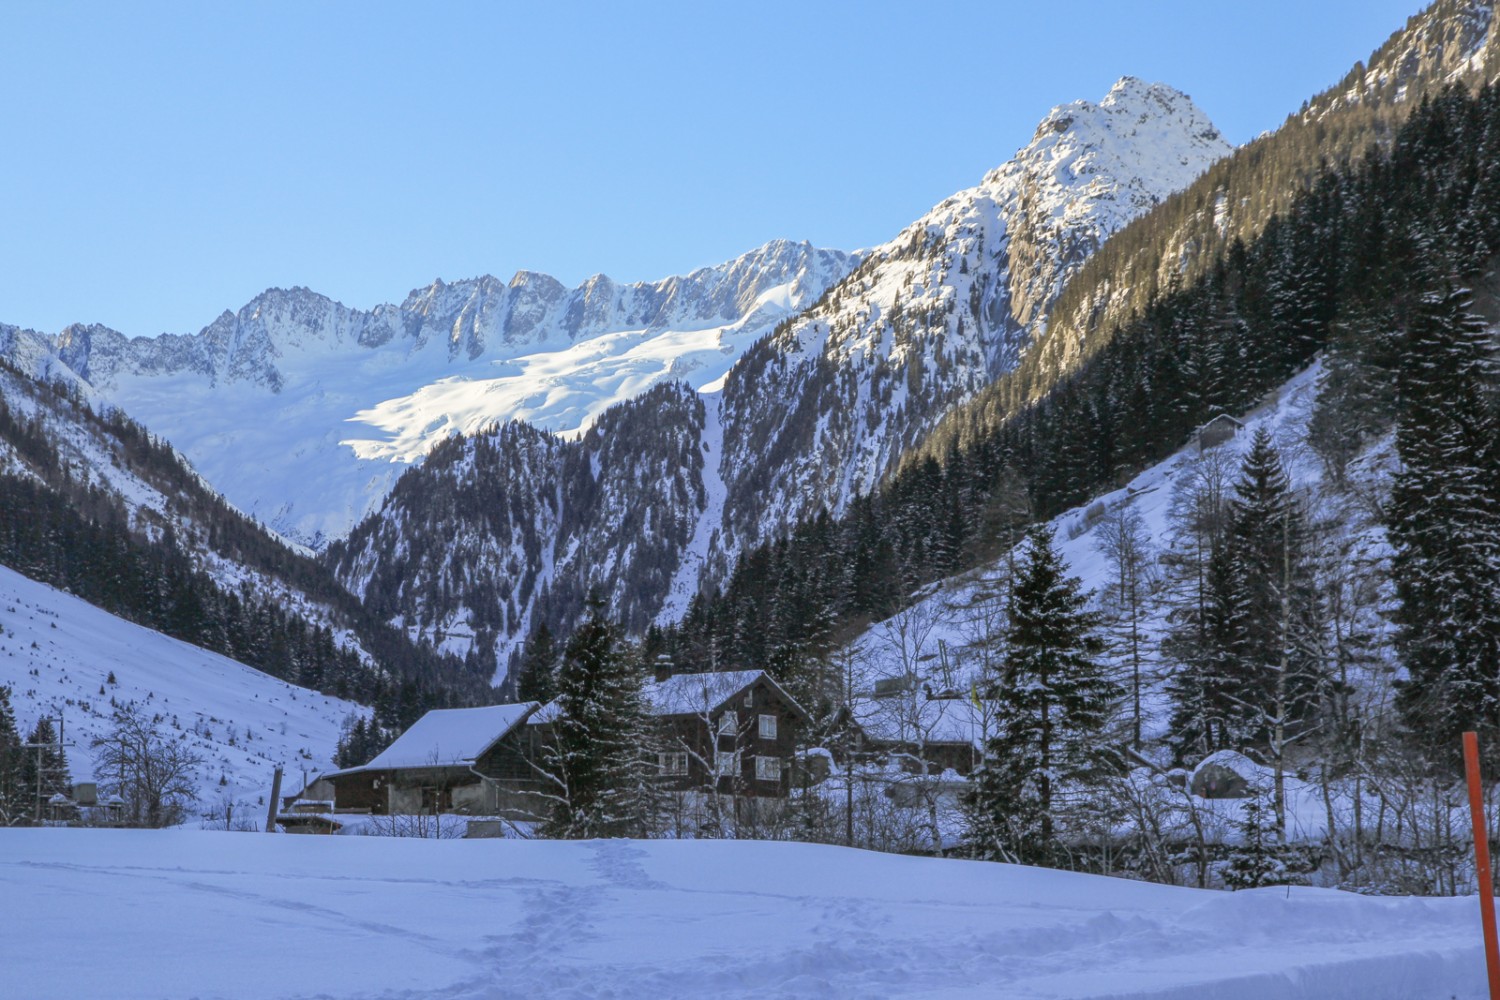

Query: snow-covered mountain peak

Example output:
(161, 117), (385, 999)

(4, 238), (857, 546)
(986, 79), (1230, 334)
(993, 77), (1226, 212)
(708, 81), (1229, 608)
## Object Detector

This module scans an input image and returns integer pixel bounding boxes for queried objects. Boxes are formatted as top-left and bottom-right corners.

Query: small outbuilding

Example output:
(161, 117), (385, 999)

(850, 695), (990, 777)
(1194, 414), (1246, 453)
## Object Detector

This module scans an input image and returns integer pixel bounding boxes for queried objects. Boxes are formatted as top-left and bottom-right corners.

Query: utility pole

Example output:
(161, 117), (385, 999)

(21, 712), (72, 825)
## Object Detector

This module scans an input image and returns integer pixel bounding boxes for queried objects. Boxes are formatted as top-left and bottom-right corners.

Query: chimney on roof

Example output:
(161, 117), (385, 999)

(653, 654), (675, 683)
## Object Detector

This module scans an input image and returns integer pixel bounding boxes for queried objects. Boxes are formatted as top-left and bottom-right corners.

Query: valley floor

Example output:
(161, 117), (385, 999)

(0, 829), (1486, 999)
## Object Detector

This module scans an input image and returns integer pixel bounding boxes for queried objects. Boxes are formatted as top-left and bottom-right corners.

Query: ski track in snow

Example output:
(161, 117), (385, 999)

(0, 830), (1485, 1000)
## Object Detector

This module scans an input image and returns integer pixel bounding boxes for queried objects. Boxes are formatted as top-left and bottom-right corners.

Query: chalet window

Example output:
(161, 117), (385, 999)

(755, 755), (781, 782)
(715, 750), (740, 776)
(744, 688), (755, 707)
(657, 752), (688, 776)
(758, 714), (778, 740)
(717, 710), (739, 735)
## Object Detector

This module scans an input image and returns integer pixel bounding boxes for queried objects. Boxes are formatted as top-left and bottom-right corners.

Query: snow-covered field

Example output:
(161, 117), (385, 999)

(0, 829), (1485, 999)
(0, 563), (362, 809)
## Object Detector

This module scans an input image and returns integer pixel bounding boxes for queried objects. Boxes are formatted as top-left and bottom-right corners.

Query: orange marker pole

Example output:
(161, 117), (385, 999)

(1464, 730), (1500, 999)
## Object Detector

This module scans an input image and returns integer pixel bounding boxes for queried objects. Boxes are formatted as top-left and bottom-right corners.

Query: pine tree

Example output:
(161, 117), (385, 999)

(965, 526), (1118, 865)
(1222, 790), (1303, 889)
(1165, 451), (1246, 760)
(1166, 431), (1324, 810)
(542, 597), (659, 839)
(1308, 302), (1401, 481)
(516, 622), (559, 704)
(20, 716), (71, 821)
(1225, 429), (1325, 831)
(1390, 283), (1500, 763)
(0, 687), (26, 825)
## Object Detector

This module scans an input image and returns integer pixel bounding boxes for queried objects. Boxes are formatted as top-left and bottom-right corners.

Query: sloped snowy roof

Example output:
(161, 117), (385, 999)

(528, 699), (563, 725)
(342, 703), (540, 773)
(529, 670), (807, 723)
(646, 669), (767, 716)
(852, 697), (991, 747)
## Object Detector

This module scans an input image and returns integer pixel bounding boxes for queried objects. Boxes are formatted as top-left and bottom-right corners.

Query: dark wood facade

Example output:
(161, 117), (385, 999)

(320, 671), (810, 820)
(323, 764), (480, 816)
(654, 674), (807, 798)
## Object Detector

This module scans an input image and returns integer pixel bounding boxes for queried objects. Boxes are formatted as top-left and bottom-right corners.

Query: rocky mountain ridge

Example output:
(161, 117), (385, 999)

(329, 78), (1231, 682)
(1, 239), (854, 545)
(711, 78), (1230, 581)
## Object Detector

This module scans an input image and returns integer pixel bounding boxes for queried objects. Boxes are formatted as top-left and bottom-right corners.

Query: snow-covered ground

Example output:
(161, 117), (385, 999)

(0, 829), (1486, 999)
(843, 360), (1344, 714)
(0, 563), (363, 810)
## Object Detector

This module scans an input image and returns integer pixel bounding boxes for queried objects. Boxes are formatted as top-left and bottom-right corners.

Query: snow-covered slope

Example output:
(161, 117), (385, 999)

(837, 360), (1396, 765)
(3, 831), (1484, 1000)
(0, 361), (369, 670)
(0, 563), (361, 810)
(707, 78), (1229, 600)
(330, 79), (1230, 680)
(2, 240), (853, 547)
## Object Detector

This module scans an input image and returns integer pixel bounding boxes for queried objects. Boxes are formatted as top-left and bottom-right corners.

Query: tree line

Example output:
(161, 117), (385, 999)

(0, 362), (491, 710)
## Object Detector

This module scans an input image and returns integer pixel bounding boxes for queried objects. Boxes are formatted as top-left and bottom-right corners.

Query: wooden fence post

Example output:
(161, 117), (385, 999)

(266, 767), (284, 834)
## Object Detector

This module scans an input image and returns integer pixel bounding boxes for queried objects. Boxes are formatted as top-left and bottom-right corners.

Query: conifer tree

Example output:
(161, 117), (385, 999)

(1166, 540), (1250, 758)
(1167, 431), (1324, 806)
(1222, 790), (1303, 890)
(1225, 429), (1325, 831)
(0, 687), (25, 825)
(543, 596), (659, 839)
(20, 716), (70, 820)
(1389, 284), (1500, 763)
(965, 526), (1118, 865)
(517, 622), (559, 705)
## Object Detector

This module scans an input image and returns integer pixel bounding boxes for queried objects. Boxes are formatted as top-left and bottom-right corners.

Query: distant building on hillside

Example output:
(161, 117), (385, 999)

(1194, 414), (1246, 453)
(848, 695), (990, 778)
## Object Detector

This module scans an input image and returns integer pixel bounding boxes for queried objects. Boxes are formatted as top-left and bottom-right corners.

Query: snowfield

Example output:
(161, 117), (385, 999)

(0, 563), (362, 808)
(0, 829), (1485, 1000)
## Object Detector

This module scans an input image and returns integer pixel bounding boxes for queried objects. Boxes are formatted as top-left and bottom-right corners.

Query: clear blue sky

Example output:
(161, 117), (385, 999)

(0, 0), (1424, 337)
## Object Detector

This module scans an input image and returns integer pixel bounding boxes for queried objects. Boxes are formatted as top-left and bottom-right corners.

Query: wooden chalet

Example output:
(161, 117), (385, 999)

(322, 669), (811, 825)
(642, 669), (810, 797)
(321, 702), (540, 818)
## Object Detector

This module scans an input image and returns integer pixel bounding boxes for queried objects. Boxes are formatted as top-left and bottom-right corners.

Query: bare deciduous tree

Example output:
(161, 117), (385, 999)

(91, 705), (204, 828)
